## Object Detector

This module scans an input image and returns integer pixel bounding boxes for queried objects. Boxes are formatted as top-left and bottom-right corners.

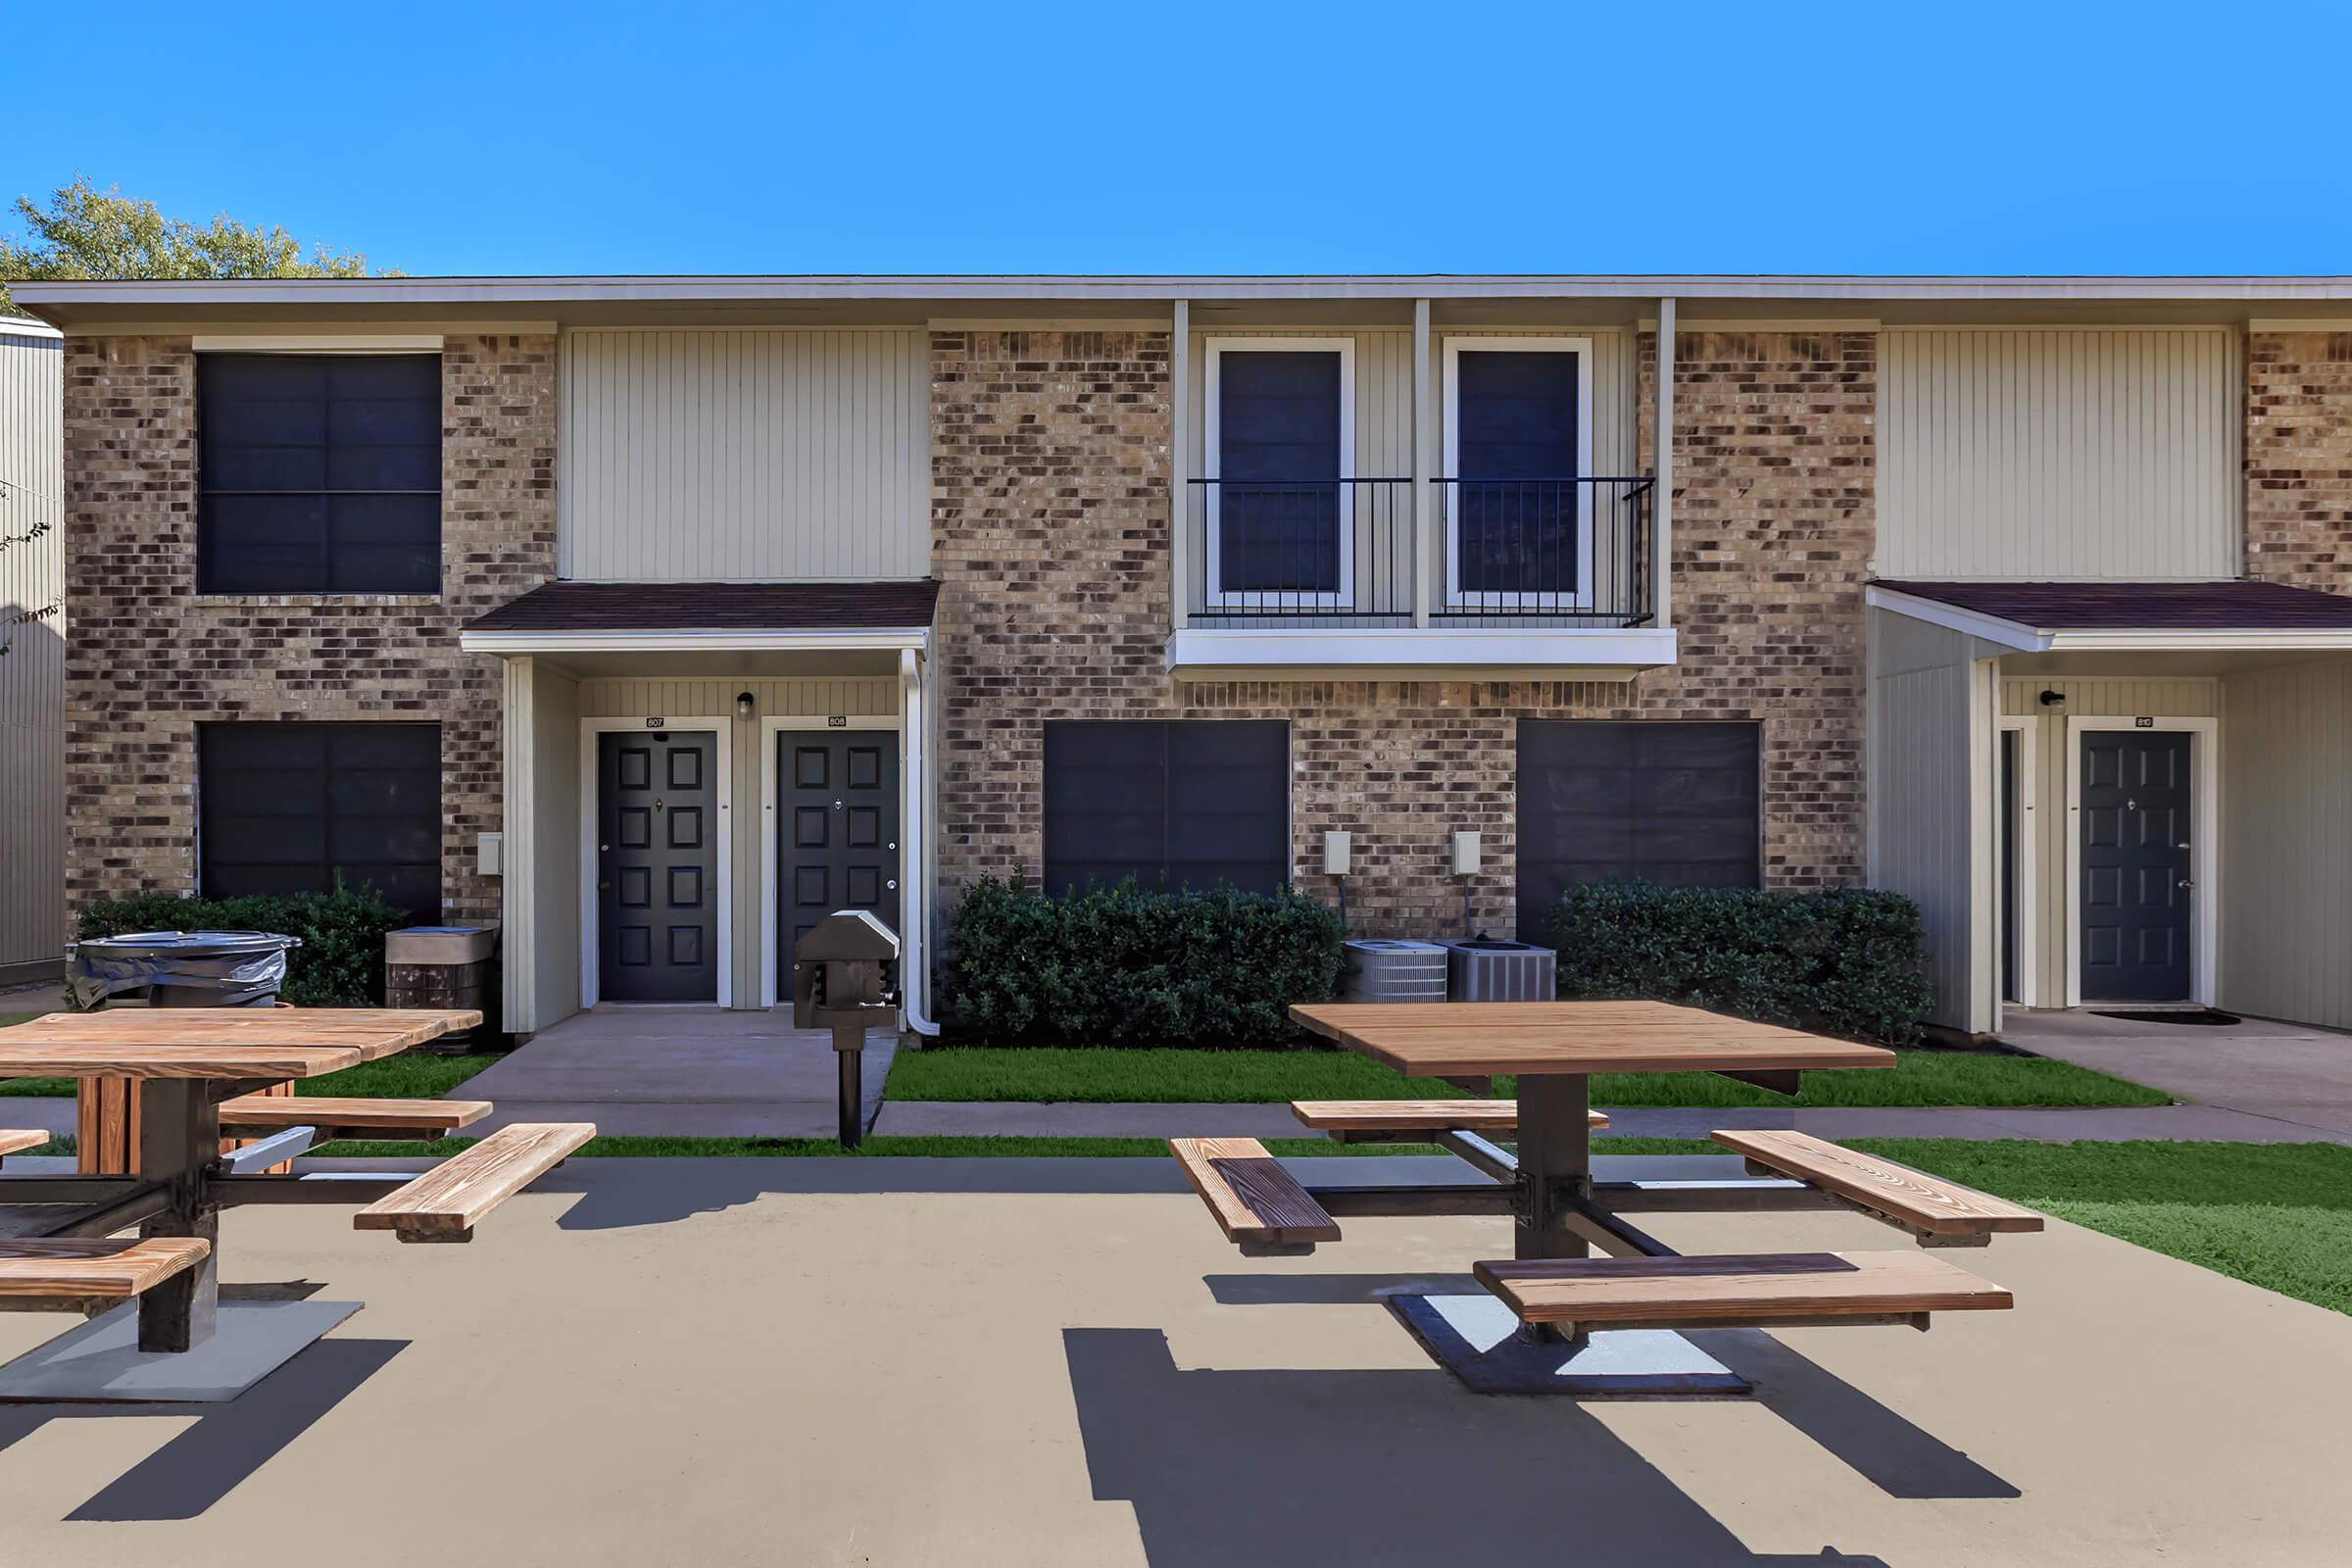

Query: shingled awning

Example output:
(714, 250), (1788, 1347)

(1868, 578), (2352, 650)
(461, 579), (940, 651)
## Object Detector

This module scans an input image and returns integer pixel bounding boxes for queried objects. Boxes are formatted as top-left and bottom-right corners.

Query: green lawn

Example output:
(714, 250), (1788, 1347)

(883, 1046), (2170, 1108)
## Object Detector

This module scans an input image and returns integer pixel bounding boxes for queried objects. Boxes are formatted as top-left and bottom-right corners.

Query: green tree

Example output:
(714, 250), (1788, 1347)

(0, 176), (398, 316)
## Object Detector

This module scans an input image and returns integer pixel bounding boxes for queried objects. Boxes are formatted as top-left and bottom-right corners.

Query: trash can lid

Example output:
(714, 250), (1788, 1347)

(73, 930), (303, 957)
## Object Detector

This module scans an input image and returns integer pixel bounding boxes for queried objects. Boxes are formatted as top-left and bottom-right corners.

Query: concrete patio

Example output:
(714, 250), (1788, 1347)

(452, 1005), (898, 1139)
(0, 1154), (2344, 1564)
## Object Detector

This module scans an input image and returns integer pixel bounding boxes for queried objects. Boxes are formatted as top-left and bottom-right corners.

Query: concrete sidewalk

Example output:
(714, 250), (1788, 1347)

(2001, 1007), (2352, 1136)
(872, 1098), (2352, 1143)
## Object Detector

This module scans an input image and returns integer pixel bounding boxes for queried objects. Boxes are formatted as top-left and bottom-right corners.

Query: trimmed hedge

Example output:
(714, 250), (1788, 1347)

(946, 876), (1345, 1048)
(1550, 880), (1935, 1045)
(74, 880), (415, 1008)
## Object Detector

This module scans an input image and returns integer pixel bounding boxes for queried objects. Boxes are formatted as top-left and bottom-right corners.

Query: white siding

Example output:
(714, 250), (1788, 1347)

(1869, 610), (1999, 1031)
(576, 677), (900, 1008)
(1999, 676), (2220, 1006)
(1879, 327), (2238, 579)
(2221, 658), (2352, 1029)
(562, 329), (930, 582)
(0, 324), (63, 977)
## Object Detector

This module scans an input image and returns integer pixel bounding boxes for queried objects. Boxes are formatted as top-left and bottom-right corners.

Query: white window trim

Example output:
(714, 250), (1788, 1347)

(1201, 336), (1356, 611)
(1995, 713), (2038, 1018)
(758, 712), (906, 1009)
(1441, 336), (1595, 610)
(2061, 715), (2219, 1008)
(577, 716), (733, 1009)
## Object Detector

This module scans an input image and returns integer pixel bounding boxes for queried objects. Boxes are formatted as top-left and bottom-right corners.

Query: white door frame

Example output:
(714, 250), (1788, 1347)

(579, 715), (733, 1009)
(1440, 335), (1595, 610)
(1995, 713), (2038, 1015)
(2062, 714), (2219, 1006)
(759, 713), (906, 1008)
(1202, 335), (1357, 611)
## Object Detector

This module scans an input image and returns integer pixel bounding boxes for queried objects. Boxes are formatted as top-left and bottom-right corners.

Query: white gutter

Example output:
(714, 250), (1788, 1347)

(460, 626), (931, 655)
(898, 646), (939, 1037)
(24, 273), (2352, 310)
(1865, 584), (2352, 653)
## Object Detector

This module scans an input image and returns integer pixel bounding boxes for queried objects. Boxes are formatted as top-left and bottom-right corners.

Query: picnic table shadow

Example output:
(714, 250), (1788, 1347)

(1202, 1271), (2018, 1501)
(1067, 1326), (1903, 1568)
(0, 1281), (405, 1521)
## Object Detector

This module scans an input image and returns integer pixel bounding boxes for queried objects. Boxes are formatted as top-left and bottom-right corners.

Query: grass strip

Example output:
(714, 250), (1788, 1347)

(883, 1045), (2170, 1108)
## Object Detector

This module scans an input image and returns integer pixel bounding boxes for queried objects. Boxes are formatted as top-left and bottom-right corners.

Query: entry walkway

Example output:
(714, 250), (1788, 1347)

(453, 1006), (896, 1140)
(2001, 1007), (2352, 1138)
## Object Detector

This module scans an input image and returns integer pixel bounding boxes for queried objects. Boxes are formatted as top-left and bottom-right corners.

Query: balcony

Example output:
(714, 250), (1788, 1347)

(1165, 476), (1678, 679)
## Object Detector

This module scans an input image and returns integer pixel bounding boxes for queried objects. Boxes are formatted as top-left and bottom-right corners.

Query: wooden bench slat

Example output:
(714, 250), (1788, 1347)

(220, 1096), (492, 1134)
(1473, 1250), (2012, 1329)
(0, 1238), (212, 1299)
(353, 1122), (593, 1242)
(1711, 1130), (2045, 1237)
(0, 1130), (49, 1157)
(1288, 1101), (1608, 1133)
(1169, 1137), (1340, 1250)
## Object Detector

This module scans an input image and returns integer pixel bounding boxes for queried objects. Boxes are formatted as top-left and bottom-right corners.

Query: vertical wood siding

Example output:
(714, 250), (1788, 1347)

(561, 329), (930, 581)
(1999, 675), (2220, 1006)
(0, 327), (63, 973)
(575, 677), (900, 1007)
(1868, 611), (1989, 1029)
(1880, 327), (2238, 579)
(2221, 659), (2352, 1029)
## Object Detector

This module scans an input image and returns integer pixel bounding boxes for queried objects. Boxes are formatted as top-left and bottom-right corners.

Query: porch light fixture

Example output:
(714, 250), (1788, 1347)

(2038, 689), (2066, 707)
(736, 691), (757, 721)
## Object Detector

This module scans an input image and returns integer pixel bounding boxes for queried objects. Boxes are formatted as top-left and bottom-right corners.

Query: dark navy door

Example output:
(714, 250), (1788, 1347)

(598, 729), (718, 1003)
(780, 732), (901, 965)
(2079, 730), (2192, 1003)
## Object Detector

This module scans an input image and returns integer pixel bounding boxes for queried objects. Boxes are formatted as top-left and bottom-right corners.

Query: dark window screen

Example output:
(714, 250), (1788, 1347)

(1216, 351), (1343, 594)
(1455, 349), (1581, 595)
(199, 353), (441, 593)
(1515, 720), (1761, 940)
(199, 722), (442, 918)
(1043, 720), (1289, 896)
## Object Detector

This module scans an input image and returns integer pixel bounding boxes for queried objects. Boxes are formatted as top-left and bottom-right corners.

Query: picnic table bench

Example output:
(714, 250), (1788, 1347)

(0, 1008), (591, 1402)
(1168, 1001), (2044, 1396)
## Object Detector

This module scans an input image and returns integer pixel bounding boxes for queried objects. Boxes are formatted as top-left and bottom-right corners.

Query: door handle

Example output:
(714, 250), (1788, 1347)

(2178, 878), (2194, 890)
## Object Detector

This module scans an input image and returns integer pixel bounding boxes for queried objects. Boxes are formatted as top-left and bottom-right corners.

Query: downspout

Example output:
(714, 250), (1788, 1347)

(900, 644), (941, 1036)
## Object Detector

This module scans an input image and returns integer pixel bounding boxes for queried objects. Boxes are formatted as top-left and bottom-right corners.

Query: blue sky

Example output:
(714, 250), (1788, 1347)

(6, 0), (2349, 276)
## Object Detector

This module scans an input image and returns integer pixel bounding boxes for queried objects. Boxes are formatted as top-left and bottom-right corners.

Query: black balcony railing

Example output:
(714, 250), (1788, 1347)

(1183, 476), (1652, 623)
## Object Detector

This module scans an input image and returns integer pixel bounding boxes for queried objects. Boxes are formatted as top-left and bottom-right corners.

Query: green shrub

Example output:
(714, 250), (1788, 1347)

(74, 878), (416, 1007)
(1550, 880), (1935, 1045)
(946, 875), (1345, 1048)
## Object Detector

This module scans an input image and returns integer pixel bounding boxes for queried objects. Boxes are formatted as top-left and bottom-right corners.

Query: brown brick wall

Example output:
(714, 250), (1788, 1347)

(930, 327), (1873, 936)
(2245, 331), (2352, 592)
(61, 334), (557, 927)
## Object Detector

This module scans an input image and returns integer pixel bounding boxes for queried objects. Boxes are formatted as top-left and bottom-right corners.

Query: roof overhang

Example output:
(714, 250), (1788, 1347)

(461, 626), (930, 656)
(1867, 584), (2352, 654)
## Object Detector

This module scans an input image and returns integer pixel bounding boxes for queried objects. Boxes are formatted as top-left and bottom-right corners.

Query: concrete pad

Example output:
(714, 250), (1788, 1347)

(2003, 1008), (2352, 1137)
(0, 1156), (2345, 1562)
(0, 1300), (362, 1403)
(453, 1005), (896, 1139)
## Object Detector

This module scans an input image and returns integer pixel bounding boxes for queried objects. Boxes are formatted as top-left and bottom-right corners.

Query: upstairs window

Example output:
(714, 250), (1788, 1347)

(1443, 340), (1592, 606)
(1204, 339), (1355, 608)
(198, 353), (441, 594)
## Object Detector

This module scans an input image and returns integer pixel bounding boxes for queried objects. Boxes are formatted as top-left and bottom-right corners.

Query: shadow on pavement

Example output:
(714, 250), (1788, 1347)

(1064, 1327), (1895, 1567)
(0, 1337), (406, 1521)
(1199, 1272), (2018, 1501)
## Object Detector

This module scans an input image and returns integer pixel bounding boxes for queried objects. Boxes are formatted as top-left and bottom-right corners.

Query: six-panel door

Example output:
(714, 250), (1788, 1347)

(598, 730), (719, 1003)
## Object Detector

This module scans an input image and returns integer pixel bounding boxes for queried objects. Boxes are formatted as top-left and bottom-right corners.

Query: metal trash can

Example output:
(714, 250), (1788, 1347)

(67, 930), (301, 1010)
(1442, 938), (1556, 1002)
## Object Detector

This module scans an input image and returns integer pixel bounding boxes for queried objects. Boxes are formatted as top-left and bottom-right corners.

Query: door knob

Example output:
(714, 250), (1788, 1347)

(2178, 878), (2194, 890)
(600, 843), (610, 853)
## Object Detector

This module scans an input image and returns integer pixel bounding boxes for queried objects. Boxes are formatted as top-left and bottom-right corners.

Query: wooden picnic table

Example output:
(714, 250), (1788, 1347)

(1292, 1000), (1894, 1269)
(0, 1008), (485, 1360)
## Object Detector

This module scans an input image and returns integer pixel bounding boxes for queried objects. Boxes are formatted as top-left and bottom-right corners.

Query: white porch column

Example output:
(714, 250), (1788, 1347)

(1411, 298), (1433, 627)
(1169, 299), (1190, 632)
(1652, 296), (1676, 629)
(500, 656), (537, 1037)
